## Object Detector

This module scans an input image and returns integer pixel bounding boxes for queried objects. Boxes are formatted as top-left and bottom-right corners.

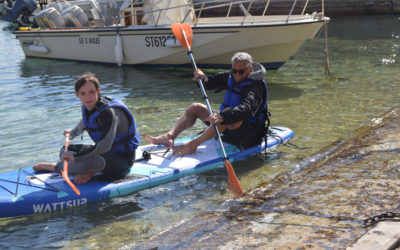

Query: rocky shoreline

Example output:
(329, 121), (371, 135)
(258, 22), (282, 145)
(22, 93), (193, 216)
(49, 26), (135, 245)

(135, 106), (400, 248)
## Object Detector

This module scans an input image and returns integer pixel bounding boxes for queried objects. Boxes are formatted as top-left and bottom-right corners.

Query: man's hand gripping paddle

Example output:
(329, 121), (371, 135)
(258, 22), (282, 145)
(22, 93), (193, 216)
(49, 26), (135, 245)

(171, 23), (244, 196)
(61, 133), (80, 195)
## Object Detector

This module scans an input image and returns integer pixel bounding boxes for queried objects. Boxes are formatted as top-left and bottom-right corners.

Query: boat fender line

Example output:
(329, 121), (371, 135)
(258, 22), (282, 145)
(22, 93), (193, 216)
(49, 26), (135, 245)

(114, 33), (123, 66)
(28, 45), (49, 54)
(165, 38), (181, 48)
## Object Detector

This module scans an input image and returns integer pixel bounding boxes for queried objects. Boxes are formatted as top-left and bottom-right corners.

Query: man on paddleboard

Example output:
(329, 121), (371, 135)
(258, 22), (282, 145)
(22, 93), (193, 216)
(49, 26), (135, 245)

(146, 52), (268, 156)
(34, 72), (140, 184)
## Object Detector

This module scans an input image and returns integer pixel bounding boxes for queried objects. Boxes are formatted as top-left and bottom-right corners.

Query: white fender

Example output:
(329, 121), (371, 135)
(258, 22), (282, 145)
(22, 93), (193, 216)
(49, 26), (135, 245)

(114, 34), (123, 66)
(28, 45), (49, 54)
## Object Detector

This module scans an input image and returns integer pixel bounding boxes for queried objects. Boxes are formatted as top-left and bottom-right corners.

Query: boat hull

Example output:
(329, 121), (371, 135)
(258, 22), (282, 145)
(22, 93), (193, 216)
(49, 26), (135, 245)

(14, 16), (326, 69)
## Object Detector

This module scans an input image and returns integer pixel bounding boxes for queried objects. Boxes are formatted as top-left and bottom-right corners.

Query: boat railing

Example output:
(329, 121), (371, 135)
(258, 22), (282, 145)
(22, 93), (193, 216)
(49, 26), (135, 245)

(192, 0), (313, 23)
(286, 0), (298, 22)
(118, 0), (315, 27)
(192, 0), (261, 25)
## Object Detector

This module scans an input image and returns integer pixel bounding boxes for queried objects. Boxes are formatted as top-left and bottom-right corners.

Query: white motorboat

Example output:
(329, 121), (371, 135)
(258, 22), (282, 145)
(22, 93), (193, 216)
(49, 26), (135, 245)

(10, 0), (329, 69)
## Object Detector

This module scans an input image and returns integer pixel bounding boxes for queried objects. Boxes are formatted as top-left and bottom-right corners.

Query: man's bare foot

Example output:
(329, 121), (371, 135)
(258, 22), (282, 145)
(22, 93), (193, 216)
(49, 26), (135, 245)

(33, 163), (56, 172)
(172, 142), (198, 156)
(74, 172), (95, 184)
(145, 134), (174, 147)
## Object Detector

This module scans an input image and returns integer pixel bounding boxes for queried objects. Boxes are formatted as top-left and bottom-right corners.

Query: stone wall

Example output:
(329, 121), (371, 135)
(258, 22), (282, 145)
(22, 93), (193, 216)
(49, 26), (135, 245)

(194, 0), (400, 16)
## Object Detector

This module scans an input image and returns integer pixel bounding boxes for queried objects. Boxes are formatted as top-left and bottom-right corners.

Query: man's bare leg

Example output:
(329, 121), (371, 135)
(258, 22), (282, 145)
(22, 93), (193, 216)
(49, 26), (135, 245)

(172, 123), (227, 156)
(172, 120), (243, 156)
(145, 134), (174, 147)
(33, 163), (56, 172)
(145, 103), (209, 146)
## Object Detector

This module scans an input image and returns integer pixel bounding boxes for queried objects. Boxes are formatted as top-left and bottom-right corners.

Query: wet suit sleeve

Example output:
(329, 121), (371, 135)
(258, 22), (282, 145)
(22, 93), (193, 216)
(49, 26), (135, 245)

(220, 80), (265, 124)
(202, 71), (230, 91)
(73, 108), (118, 161)
(69, 119), (85, 140)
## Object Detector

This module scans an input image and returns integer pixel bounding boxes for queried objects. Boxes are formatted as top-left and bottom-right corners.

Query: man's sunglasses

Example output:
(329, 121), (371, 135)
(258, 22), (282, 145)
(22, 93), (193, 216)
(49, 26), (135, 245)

(231, 68), (247, 75)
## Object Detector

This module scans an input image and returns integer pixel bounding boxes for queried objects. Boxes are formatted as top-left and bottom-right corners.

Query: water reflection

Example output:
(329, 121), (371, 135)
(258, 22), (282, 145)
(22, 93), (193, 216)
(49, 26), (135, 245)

(328, 15), (400, 40)
(267, 83), (304, 101)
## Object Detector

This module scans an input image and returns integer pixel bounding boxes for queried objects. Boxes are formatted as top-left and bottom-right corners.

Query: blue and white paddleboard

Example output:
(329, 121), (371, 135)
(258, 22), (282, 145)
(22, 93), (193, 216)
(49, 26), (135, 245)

(0, 126), (294, 218)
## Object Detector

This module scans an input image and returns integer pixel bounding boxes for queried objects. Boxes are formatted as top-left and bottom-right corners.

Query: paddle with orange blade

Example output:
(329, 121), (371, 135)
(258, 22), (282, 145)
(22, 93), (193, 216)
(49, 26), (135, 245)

(171, 23), (244, 196)
(61, 133), (80, 195)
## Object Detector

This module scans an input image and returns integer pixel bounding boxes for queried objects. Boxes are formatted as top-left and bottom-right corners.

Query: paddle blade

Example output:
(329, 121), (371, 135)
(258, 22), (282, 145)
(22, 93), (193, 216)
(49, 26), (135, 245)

(171, 23), (193, 50)
(224, 160), (244, 196)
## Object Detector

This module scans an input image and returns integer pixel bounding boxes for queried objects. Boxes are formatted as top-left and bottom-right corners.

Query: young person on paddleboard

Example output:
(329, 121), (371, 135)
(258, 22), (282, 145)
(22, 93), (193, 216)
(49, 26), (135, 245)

(33, 72), (140, 184)
(146, 52), (268, 156)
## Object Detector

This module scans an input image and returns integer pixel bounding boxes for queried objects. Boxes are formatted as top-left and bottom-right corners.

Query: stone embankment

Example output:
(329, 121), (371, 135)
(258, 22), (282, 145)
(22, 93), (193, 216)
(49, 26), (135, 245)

(264, 0), (400, 15)
(136, 106), (400, 248)
(195, 0), (400, 15)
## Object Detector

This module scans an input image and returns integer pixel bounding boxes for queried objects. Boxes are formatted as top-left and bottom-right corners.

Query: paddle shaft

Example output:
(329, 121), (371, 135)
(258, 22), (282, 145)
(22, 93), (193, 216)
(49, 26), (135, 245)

(64, 134), (70, 171)
(187, 51), (229, 161)
(61, 133), (80, 195)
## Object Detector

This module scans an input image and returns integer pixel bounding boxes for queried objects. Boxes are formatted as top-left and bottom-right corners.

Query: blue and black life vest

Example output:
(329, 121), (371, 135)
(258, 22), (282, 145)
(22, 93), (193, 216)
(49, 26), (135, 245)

(220, 75), (268, 125)
(82, 96), (140, 153)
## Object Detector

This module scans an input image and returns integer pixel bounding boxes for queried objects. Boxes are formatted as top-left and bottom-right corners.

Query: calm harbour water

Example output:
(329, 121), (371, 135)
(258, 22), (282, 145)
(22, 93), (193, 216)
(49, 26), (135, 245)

(0, 15), (399, 248)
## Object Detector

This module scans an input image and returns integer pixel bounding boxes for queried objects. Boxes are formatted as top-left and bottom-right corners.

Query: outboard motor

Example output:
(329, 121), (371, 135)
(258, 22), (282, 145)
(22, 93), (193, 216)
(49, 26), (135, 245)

(0, 0), (14, 8)
(1, 0), (37, 24)
(6, 0), (13, 8)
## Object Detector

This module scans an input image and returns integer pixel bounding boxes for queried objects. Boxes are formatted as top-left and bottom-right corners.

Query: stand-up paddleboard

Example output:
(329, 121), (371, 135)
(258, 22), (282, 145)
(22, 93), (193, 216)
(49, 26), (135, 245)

(0, 126), (294, 218)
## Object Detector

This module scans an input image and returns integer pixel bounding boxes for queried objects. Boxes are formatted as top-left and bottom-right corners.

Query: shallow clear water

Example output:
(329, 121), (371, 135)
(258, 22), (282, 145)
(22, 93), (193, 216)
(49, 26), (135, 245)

(0, 15), (399, 248)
